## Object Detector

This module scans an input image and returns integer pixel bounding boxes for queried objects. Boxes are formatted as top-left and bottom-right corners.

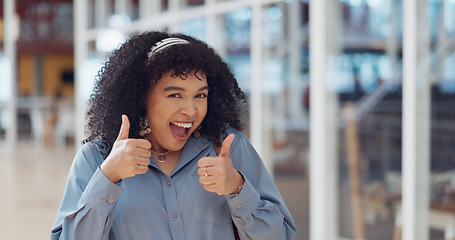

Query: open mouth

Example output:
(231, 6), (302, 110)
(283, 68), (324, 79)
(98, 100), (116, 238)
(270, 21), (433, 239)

(170, 121), (193, 138)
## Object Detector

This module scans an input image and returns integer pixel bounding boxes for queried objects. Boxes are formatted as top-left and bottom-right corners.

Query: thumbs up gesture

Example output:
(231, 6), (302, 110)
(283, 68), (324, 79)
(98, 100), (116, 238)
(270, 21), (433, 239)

(100, 115), (152, 183)
(197, 134), (245, 195)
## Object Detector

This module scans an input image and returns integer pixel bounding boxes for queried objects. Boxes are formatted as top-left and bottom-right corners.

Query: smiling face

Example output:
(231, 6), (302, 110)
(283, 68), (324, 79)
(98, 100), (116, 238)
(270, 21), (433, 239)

(146, 70), (208, 152)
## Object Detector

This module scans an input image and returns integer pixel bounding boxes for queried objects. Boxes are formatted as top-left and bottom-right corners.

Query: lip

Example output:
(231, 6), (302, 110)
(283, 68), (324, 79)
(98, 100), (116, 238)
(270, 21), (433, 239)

(171, 121), (194, 128)
(169, 121), (194, 141)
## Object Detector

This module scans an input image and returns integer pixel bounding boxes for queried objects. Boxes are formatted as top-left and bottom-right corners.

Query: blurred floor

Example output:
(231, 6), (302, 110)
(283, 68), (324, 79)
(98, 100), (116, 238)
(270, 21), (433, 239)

(0, 143), (75, 240)
(275, 175), (309, 240)
(0, 143), (308, 240)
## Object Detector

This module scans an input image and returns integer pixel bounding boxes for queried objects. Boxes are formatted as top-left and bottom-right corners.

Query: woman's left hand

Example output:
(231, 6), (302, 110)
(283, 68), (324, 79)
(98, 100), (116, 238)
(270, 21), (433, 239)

(197, 134), (245, 195)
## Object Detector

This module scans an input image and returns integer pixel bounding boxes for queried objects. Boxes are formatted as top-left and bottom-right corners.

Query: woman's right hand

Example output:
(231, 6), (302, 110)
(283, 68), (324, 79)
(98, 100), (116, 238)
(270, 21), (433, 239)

(100, 115), (152, 183)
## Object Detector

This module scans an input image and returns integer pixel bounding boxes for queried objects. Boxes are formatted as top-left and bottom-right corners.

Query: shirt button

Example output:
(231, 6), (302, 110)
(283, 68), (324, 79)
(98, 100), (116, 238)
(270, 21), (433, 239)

(172, 212), (178, 218)
(235, 203), (242, 209)
(107, 197), (115, 204)
(166, 181), (172, 187)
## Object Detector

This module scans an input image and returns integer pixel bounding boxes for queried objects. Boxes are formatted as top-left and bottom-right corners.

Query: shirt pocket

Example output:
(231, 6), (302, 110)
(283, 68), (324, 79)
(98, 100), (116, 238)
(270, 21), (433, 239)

(188, 176), (233, 227)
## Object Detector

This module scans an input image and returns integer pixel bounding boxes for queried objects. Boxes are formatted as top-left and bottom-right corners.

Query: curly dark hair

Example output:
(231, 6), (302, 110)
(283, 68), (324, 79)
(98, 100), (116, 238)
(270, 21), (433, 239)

(84, 31), (247, 157)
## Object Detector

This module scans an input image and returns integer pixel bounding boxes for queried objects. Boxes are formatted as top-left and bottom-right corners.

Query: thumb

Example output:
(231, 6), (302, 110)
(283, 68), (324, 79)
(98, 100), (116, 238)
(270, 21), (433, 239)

(116, 115), (130, 141)
(219, 134), (235, 157)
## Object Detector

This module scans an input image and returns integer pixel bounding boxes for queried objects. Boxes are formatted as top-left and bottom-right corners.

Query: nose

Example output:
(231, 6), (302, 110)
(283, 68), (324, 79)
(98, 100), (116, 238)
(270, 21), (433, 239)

(180, 99), (197, 117)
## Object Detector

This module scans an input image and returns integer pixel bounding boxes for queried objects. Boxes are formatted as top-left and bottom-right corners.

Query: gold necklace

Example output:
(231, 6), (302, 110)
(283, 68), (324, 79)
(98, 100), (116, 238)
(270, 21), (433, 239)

(149, 148), (171, 163)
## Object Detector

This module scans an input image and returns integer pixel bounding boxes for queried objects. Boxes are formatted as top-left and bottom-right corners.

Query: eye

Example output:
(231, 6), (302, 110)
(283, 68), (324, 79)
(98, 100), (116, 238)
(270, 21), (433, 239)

(195, 93), (208, 99)
(168, 93), (182, 98)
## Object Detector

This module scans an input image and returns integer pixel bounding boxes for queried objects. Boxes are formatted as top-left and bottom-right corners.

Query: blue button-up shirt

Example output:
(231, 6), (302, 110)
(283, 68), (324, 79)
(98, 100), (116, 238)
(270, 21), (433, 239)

(51, 127), (297, 239)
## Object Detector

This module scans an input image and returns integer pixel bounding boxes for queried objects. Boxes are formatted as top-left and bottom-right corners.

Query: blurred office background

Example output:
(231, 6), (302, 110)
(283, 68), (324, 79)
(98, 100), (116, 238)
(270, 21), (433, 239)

(1, 0), (455, 239)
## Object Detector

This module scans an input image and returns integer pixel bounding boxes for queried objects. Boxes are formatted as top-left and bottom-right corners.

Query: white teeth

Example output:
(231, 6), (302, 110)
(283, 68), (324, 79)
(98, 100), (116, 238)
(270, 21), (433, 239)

(172, 122), (193, 128)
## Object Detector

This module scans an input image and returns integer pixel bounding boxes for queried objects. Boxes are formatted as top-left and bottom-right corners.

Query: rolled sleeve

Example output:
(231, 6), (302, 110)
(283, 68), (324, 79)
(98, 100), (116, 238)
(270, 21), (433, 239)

(79, 167), (124, 216)
(51, 143), (125, 240)
(222, 128), (297, 239)
(225, 177), (261, 219)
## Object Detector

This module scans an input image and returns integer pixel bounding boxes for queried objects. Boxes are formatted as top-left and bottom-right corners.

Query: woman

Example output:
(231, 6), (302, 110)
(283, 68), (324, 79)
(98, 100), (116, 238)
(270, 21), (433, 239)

(51, 31), (297, 239)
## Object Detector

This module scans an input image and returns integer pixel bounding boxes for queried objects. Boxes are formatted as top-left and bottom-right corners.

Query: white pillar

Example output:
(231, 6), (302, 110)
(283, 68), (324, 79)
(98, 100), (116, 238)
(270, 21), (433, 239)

(288, 0), (304, 120)
(250, 2), (269, 173)
(139, 0), (150, 20)
(4, 0), (18, 147)
(95, 0), (107, 28)
(168, 0), (181, 32)
(272, 3), (287, 146)
(115, 0), (127, 15)
(205, 0), (217, 47)
(74, 0), (89, 148)
(309, 0), (339, 239)
(150, 0), (161, 16)
(402, 0), (431, 239)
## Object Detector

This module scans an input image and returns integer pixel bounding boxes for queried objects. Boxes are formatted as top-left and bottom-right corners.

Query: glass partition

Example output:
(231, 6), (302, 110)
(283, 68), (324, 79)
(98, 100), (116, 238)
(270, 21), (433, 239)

(311, 0), (455, 239)
(335, 0), (403, 239)
(428, 0), (455, 239)
(262, 2), (310, 239)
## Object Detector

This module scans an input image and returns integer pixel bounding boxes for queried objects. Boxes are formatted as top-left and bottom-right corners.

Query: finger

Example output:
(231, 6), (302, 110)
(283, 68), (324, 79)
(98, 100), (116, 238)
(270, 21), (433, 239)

(135, 165), (149, 175)
(135, 139), (152, 150)
(197, 157), (216, 168)
(202, 184), (219, 194)
(199, 177), (216, 186)
(197, 167), (212, 177)
(218, 134), (235, 157)
(137, 157), (151, 166)
(116, 115), (130, 141)
(137, 149), (152, 159)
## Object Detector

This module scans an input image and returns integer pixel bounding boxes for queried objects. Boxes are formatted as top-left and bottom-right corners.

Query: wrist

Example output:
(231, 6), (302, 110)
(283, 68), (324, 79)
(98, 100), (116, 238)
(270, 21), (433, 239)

(237, 182), (244, 194)
(235, 172), (245, 194)
(99, 165), (121, 183)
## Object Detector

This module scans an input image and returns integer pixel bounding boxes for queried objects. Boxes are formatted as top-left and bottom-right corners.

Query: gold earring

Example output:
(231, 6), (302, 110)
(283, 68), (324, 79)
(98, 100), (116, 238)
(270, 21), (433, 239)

(193, 125), (202, 138)
(139, 117), (152, 136)
(139, 127), (151, 136)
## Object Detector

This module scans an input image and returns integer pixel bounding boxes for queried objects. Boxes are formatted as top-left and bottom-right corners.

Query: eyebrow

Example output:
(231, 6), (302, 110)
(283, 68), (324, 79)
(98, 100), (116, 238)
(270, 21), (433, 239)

(163, 86), (209, 91)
